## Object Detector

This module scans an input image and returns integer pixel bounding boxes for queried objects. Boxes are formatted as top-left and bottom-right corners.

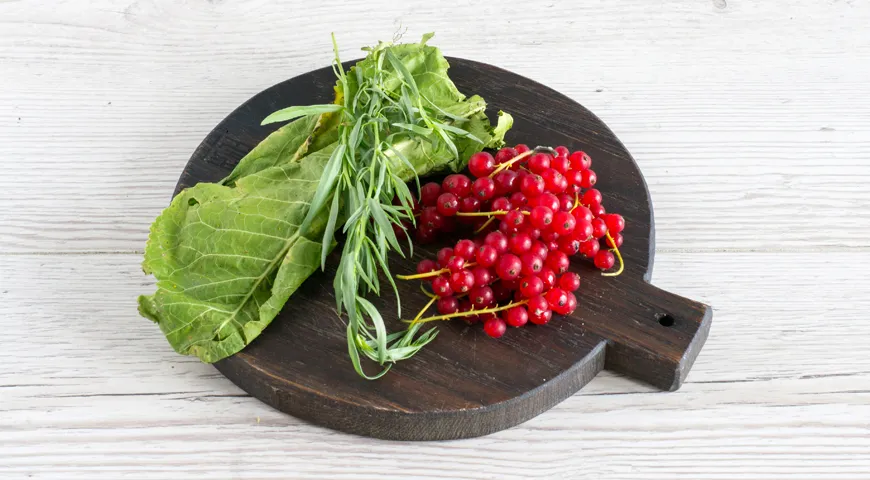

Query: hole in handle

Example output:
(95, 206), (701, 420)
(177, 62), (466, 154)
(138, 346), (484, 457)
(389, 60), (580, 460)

(656, 314), (675, 327)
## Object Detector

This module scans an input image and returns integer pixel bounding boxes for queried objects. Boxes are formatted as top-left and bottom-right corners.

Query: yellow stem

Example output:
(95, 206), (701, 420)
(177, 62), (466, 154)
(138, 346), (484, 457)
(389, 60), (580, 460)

(455, 210), (531, 218)
(569, 192), (582, 212)
(405, 300), (529, 324)
(601, 232), (625, 277)
(488, 150), (536, 178)
(474, 216), (497, 234)
(395, 262), (478, 280)
(411, 294), (438, 324)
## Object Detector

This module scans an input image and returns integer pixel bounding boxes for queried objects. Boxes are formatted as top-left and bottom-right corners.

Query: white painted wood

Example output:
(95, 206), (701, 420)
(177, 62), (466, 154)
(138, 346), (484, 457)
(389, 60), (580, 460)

(2, 0), (870, 477)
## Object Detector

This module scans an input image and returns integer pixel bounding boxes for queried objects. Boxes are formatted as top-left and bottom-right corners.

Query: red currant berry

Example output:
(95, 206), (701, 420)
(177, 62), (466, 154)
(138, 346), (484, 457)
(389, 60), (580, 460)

(446, 255), (466, 273)
(508, 233), (533, 255)
(529, 206), (554, 229)
(554, 146), (570, 157)
(540, 229), (559, 243)
(519, 275), (545, 298)
(594, 250), (616, 270)
(443, 174), (472, 197)
(579, 239), (600, 258)
(484, 231), (509, 254)
(529, 240), (549, 260)
(605, 233), (624, 249)
(557, 194), (574, 212)
(491, 196), (512, 213)
(453, 239), (476, 260)
(580, 169), (597, 188)
(432, 276), (453, 297)
(496, 254), (523, 280)
(495, 147), (518, 165)
(558, 236), (581, 256)
(437, 247), (454, 267)
(569, 151), (592, 171)
(558, 272), (581, 292)
(526, 228), (542, 240)
(493, 170), (519, 196)
(581, 188), (602, 207)
(468, 152), (496, 178)
(591, 204), (606, 217)
(573, 206), (594, 225)
(538, 267), (557, 290)
(541, 169), (566, 193)
(545, 288), (569, 311)
(420, 207), (444, 230)
(563, 292), (577, 315)
(437, 296), (459, 315)
(552, 211), (576, 236)
(472, 177), (496, 201)
(527, 153), (552, 174)
(546, 251), (570, 274)
(529, 309), (553, 325)
(509, 192), (528, 207)
(417, 259), (437, 275)
(475, 245), (498, 267)
(504, 210), (526, 230)
(565, 169), (584, 187)
(573, 219), (594, 241)
(551, 155), (571, 173)
(472, 266), (494, 286)
(545, 239), (560, 252)
(537, 193), (560, 212)
(483, 316), (507, 338)
(420, 182), (441, 206)
(436, 192), (459, 216)
(520, 253), (544, 276)
(504, 306), (529, 327)
(450, 270), (475, 293)
(469, 286), (494, 309)
(602, 214), (625, 234)
(520, 174), (546, 197)
(491, 282), (513, 302)
(527, 295), (549, 316)
(515, 144), (530, 154)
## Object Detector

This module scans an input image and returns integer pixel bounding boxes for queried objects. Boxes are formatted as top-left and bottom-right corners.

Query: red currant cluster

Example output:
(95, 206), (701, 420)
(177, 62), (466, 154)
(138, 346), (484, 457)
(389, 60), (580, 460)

(397, 144), (626, 338)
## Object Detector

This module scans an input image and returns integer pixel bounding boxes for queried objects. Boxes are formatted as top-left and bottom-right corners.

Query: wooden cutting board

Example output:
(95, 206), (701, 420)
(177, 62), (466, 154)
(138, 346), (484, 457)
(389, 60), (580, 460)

(175, 58), (712, 441)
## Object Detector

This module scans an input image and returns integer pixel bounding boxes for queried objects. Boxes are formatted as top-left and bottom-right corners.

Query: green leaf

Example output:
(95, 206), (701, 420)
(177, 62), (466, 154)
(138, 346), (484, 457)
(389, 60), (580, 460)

(261, 104), (343, 125)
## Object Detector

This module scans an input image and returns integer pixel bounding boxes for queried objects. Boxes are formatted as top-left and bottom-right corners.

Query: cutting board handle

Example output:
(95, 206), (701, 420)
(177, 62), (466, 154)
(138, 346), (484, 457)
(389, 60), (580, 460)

(592, 281), (712, 391)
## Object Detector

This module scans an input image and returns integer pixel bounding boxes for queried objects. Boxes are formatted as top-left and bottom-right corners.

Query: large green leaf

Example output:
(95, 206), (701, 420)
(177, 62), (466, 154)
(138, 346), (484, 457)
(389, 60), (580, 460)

(138, 146), (335, 362)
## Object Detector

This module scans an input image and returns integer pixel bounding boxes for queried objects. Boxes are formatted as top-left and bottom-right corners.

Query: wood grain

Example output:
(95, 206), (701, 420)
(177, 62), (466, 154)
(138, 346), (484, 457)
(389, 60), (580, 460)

(2, 0), (869, 476)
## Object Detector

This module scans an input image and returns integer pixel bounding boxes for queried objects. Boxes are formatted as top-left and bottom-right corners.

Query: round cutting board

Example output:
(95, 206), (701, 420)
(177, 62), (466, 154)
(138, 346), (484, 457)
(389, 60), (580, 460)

(175, 58), (712, 441)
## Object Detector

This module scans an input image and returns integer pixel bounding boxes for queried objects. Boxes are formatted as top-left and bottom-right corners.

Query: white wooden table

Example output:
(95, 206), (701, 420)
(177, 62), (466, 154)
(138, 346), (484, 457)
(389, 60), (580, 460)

(2, 1), (869, 478)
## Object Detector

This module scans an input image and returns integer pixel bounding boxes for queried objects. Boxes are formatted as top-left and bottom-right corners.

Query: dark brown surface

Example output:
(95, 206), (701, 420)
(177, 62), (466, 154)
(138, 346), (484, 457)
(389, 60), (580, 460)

(176, 57), (712, 441)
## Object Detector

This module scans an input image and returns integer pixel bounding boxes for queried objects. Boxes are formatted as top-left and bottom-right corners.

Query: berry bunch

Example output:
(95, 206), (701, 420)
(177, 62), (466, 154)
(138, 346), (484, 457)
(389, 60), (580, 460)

(397, 145), (625, 338)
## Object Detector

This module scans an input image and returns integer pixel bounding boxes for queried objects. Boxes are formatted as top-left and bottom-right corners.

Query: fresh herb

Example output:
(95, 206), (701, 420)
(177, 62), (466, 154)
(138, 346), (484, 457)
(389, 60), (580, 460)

(138, 34), (512, 374)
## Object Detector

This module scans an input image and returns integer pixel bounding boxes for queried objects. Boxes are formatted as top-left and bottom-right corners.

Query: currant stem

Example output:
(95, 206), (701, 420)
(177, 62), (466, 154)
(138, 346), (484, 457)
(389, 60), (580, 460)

(569, 192), (581, 212)
(601, 232), (625, 277)
(405, 299), (530, 324)
(455, 210), (531, 218)
(411, 294), (438, 324)
(474, 216), (497, 234)
(488, 150), (535, 178)
(395, 262), (479, 280)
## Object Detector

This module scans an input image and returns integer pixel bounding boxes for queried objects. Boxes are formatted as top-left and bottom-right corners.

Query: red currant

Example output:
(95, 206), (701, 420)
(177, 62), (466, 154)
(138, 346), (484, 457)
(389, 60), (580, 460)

(538, 267), (557, 290)
(605, 233), (624, 249)
(565, 169), (583, 187)
(416, 259), (437, 275)
(494, 147), (518, 165)
(515, 144), (530, 154)
(472, 266), (494, 286)
(558, 236), (581, 256)
(591, 204), (606, 217)
(420, 182), (441, 206)
(504, 210), (526, 230)
(581, 189), (602, 207)
(472, 177), (496, 201)
(594, 250), (616, 270)
(446, 255), (466, 273)
(537, 193), (560, 212)
(450, 270), (475, 293)
(491, 196), (512, 213)
(545, 288), (569, 311)
(519, 275), (545, 298)
(520, 174), (546, 197)
(558, 272), (581, 292)
(551, 155), (571, 173)
(508, 233), (533, 255)
(483, 316), (507, 338)
(504, 306), (529, 327)
(573, 219), (594, 241)
(569, 151), (591, 171)
(580, 170), (597, 188)
(475, 245), (498, 267)
(468, 152), (496, 178)
(529, 309), (553, 325)
(552, 211), (576, 236)
(541, 169), (566, 193)
(591, 218), (607, 238)
(453, 239), (476, 259)
(437, 247), (454, 268)
(546, 251), (570, 274)
(602, 214), (625, 234)
(484, 231), (509, 254)
(527, 153), (551, 173)
(579, 239), (600, 258)
(527, 295), (549, 317)
(520, 253), (544, 276)
(469, 286), (494, 309)
(420, 207), (444, 230)
(436, 192), (459, 216)
(496, 254), (523, 280)
(573, 205), (593, 224)
(540, 228), (559, 243)
(493, 170), (519, 196)
(437, 296), (459, 314)
(529, 206), (554, 229)
(509, 192), (528, 207)
(529, 240), (549, 260)
(557, 194), (574, 212)
(432, 276), (453, 297)
(443, 174), (472, 197)
(526, 227), (542, 240)
(554, 146), (570, 157)
(563, 292), (577, 315)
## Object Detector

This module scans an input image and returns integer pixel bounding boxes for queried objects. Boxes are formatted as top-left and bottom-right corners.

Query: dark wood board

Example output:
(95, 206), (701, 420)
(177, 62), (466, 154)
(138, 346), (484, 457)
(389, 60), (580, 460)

(175, 57), (712, 441)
